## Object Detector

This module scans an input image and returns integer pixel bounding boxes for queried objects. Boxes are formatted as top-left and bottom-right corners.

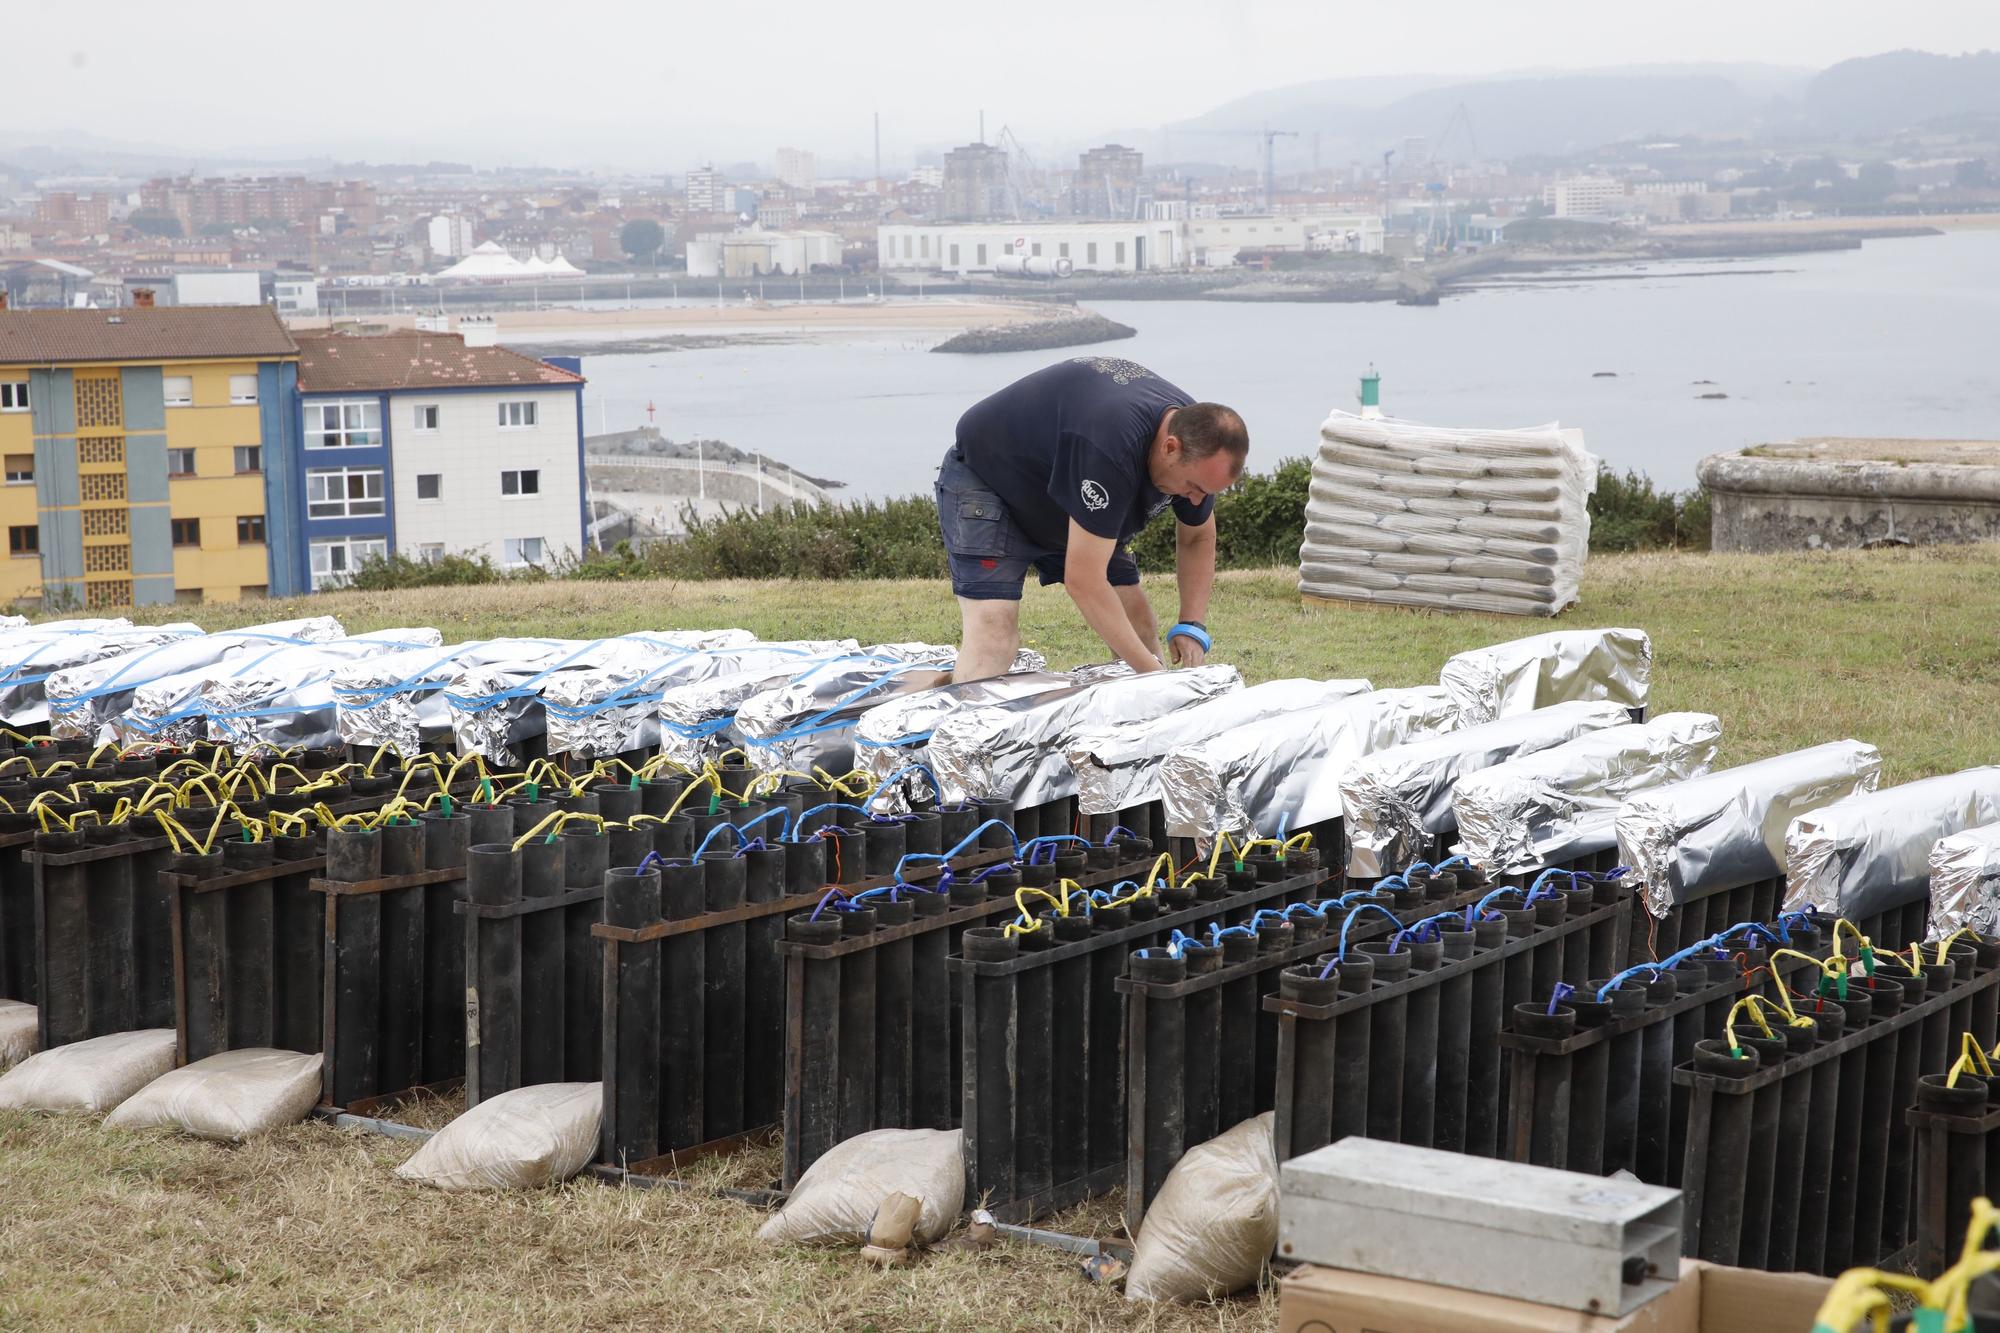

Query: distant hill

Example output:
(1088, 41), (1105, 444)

(1803, 50), (2000, 133)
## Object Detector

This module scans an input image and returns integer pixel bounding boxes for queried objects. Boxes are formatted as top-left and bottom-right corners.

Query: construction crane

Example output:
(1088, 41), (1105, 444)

(996, 125), (1040, 221)
(1420, 102), (1479, 252)
(1262, 126), (1298, 211)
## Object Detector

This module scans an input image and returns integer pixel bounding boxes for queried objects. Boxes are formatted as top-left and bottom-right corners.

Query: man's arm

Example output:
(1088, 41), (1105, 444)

(1065, 519), (1163, 673)
(1169, 514), (1218, 666)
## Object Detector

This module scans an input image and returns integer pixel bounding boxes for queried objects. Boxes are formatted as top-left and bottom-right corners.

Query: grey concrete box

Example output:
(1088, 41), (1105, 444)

(1278, 1137), (1682, 1317)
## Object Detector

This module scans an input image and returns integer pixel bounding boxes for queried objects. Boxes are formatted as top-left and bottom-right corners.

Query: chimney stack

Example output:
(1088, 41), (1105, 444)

(132, 287), (156, 308)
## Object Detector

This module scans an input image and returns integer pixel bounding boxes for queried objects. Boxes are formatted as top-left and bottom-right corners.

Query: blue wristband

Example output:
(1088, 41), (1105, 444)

(1167, 622), (1212, 652)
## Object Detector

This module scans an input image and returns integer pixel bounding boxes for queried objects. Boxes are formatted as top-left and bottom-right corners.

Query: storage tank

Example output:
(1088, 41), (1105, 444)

(993, 254), (1074, 279)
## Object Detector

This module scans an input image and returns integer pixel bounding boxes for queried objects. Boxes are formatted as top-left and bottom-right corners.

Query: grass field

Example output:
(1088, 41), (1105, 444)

(5, 544), (1998, 1330)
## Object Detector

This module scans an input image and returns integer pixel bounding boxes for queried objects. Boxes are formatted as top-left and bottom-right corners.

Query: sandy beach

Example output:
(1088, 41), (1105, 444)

(290, 298), (1048, 346)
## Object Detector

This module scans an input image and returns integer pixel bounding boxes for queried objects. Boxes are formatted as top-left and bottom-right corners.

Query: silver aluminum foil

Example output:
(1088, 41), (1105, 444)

(930, 665), (1243, 808)
(1439, 628), (1652, 727)
(192, 631), (446, 754)
(447, 631), (753, 765)
(46, 617), (345, 739)
(856, 668), (1117, 812)
(1783, 768), (2000, 922)
(0, 624), (199, 727)
(114, 629), (441, 748)
(1451, 711), (1722, 874)
(332, 639), (565, 757)
(1615, 740), (1883, 917)
(1929, 823), (2000, 941)
(0, 616), (21, 631)
(543, 640), (855, 760)
(1162, 686), (1460, 848)
(1067, 677), (1372, 817)
(735, 647), (1048, 779)
(1340, 699), (1636, 878)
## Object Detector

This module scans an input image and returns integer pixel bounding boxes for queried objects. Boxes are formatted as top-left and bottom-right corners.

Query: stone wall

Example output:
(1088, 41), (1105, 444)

(1698, 450), (2000, 552)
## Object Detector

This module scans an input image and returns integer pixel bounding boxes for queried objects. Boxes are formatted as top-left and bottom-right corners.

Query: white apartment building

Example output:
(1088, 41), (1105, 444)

(291, 331), (586, 589)
(774, 147), (816, 191)
(876, 220), (1182, 275)
(1544, 176), (1627, 218)
(686, 167), (721, 212)
(1183, 213), (1386, 266)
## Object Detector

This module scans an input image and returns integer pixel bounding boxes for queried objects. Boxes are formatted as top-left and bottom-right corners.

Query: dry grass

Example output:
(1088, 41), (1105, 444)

(0, 1111), (1273, 1331)
(14, 542), (2000, 1327)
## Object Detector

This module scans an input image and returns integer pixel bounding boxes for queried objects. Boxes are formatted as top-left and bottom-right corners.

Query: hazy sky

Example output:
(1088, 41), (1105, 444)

(12, 0), (1999, 171)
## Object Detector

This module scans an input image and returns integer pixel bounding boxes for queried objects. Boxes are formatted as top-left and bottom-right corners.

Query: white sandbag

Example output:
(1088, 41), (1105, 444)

(0, 1028), (177, 1113)
(1127, 1112), (1280, 1303)
(105, 1048), (321, 1141)
(0, 1000), (36, 1068)
(395, 1082), (601, 1191)
(758, 1128), (964, 1246)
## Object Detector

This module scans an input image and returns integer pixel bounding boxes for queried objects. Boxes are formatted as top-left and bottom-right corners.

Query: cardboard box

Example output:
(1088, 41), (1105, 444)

(1279, 1258), (1832, 1333)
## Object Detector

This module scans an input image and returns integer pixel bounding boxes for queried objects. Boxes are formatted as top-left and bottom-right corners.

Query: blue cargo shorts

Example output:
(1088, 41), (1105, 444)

(935, 446), (1139, 601)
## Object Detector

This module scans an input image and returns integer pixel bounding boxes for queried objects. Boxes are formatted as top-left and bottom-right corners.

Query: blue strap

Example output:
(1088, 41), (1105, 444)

(1167, 622), (1211, 652)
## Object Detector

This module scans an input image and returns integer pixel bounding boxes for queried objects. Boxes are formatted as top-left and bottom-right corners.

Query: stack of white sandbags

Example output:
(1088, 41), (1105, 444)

(1299, 409), (1600, 617)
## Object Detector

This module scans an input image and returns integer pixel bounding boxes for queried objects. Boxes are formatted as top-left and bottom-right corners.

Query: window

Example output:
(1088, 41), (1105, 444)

(4, 454), (30, 485)
(1031, 243), (1042, 257)
(167, 447), (196, 477)
(919, 235), (928, 258)
(415, 473), (442, 501)
(7, 525), (36, 556)
(1087, 242), (1098, 264)
(1059, 243), (1069, 258)
(976, 243), (987, 265)
(496, 401), (537, 429)
(306, 399), (381, 449)
(228, 374), (258, 405)
(416, 542), (445, 562)
(236, 514), (266, 544)
(949, 244), (959, 266)
(412, 404), (439, 431)
(306, 467), (386, 518)
(500, 469), (540, 496)
(502, 536), (545, 567)
(163, 375), (193, 407)
(241, 584), (267, 599)
(171, 518), (201, 547)
(309, 536), (387, 589)
(0, 382), (26, 412)
(1003, 242), (1014, 256)
(1115, 241), (1126, 264)
(233, 445), (261, 474)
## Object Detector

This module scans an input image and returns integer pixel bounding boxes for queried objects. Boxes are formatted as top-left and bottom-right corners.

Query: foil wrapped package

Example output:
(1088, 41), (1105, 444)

(1067, 677), (1372, 818)
(1162, 686), (1459, 848)
(1615, 740), (1883, 917)
(543, 639), (854, 761)
(1451, 712), (1722, 874)
(115, 629), (440, 747)
(1340, 699), (1637, 878)
(332, 639), (566, 757)
(931, 665), (1243, 809)
(447, 630), (754, 765)
(1930, 824), (2000, 941)
(855, 669), (1095, 812)
(1782, 767), (2000, 923)
(193, 631), (446, 753)
(1440, 627), (1652, 727)
(735, 646), (1045, 779)
(45, 617), (345, 739)
(0, 623), (199, 727)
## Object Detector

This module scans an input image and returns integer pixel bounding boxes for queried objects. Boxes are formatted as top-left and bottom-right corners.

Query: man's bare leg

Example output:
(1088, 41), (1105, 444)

(1114, 584), (1162, 666)
(954, 596), (1021, 682)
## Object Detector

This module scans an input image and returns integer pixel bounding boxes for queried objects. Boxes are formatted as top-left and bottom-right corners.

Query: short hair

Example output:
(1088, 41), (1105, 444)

(1171, 403), (1249, 471)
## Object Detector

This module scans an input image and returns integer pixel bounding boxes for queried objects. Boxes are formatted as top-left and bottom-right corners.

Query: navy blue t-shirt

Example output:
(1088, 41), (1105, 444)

(953, 357), (1212, 552)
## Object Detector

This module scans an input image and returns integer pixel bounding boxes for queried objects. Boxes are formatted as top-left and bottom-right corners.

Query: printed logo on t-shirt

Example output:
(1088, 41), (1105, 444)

(1147, 496), (1172, 519)
(1071, 356), (1153, 385)
(1080, 479), (1111, 511)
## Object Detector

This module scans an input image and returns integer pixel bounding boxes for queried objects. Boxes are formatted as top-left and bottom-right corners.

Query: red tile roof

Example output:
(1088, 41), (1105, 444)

(0, 305), (297, 366)
(294, 330), (584, 393)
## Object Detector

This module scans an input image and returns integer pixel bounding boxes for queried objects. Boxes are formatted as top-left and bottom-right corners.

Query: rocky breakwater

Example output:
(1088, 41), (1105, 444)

(932, 308), (1135, 354)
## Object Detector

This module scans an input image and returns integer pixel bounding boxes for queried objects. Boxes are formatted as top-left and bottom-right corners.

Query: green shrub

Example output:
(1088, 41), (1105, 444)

(1126, 456), (1311, 572)
(1588, 469), (1712, 552)
(348, 552), (510, 590)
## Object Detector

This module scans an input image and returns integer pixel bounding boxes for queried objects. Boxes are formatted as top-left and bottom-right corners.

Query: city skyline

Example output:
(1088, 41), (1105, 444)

(9, 0), (1999, 173)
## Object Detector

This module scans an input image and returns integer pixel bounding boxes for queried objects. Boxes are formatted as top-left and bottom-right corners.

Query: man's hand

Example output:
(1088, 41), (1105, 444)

(1168, 632), (1207, 668)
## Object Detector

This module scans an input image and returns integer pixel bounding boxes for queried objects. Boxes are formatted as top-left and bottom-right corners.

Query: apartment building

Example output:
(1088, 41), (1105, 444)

(289, 331), (585, 590)
(0, 299), (299, 608)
